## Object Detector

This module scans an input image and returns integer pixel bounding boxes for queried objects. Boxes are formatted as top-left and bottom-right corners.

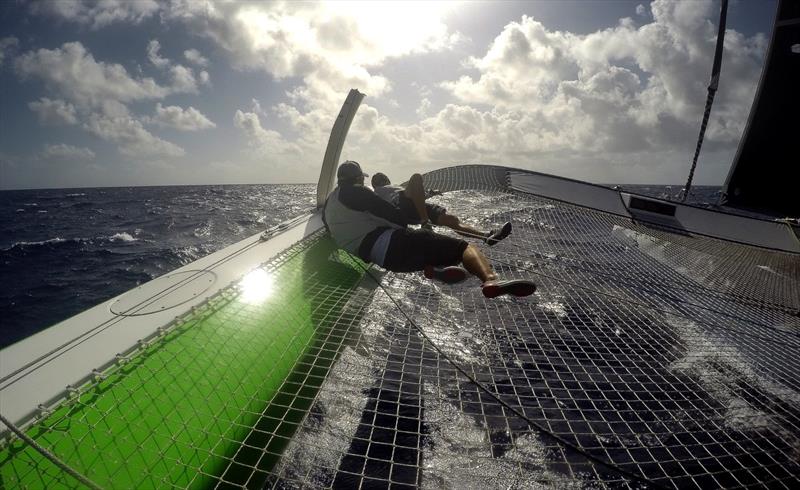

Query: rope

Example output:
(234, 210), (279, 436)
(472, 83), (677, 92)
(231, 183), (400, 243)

(0, 413), (104, 490)
(355, 261), (666, 489)
(682, 0), (728, 202)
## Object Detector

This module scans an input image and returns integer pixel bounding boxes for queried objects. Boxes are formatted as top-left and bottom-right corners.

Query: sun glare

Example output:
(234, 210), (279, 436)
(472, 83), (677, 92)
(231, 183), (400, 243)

(328, 1), (459, 55)
(235, 1), (461, 69)
(239, 268), (274, 305)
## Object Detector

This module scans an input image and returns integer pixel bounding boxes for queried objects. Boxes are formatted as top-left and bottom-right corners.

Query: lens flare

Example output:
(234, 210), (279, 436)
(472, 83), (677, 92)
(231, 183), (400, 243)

(239, 268), (274, 304)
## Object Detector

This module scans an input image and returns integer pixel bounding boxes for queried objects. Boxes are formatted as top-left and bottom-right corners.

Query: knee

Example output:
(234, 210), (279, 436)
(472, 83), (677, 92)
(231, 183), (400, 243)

(409, 173), (423, 185)
(463, 243), (478, 259)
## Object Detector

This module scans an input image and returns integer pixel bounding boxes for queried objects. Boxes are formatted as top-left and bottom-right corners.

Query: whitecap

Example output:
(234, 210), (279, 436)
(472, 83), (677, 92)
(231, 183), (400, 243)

(108, 232), (136, 242)
(2, 237), (74, 251)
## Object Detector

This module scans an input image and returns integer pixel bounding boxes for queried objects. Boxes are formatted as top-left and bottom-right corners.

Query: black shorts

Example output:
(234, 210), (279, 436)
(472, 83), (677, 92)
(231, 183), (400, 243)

(382, 228), (468, 273)
(397, 193), (447, 225)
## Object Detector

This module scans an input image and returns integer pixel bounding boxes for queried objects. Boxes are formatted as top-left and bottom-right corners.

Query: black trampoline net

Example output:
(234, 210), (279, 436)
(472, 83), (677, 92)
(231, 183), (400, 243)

(263, 165), (800, 489)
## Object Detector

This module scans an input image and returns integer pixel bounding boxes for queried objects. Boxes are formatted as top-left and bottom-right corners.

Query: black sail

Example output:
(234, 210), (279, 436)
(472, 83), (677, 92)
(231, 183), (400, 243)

(722, 0), (800, 216)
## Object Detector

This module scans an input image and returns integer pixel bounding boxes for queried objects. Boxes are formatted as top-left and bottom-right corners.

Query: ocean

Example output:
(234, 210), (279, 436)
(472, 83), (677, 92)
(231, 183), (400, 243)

(0, 183), (720, 349)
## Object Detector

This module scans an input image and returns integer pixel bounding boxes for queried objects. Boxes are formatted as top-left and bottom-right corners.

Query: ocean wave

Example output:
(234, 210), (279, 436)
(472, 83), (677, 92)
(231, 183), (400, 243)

(1, 232), (137, 251)
(2, 237), (82, 251)
(65, 193), (87, 197)
(107, 232), (137, 242)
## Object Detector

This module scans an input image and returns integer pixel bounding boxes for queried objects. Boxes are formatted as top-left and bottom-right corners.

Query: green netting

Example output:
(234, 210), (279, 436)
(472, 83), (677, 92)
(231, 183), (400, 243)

(0, 234), (369, 489)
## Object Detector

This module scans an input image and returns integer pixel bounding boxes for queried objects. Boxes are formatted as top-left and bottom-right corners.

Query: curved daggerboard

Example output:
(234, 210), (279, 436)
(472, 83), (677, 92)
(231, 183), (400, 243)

(316, 89), (365, 208)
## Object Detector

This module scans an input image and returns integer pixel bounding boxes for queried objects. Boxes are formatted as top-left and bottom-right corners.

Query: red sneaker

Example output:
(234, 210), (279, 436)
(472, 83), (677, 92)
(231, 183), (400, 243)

(482, 279), (537, 298)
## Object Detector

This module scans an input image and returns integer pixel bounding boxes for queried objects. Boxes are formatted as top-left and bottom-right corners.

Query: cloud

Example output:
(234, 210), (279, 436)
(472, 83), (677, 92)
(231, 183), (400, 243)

(40, 143), (95, 161)
(147, 39), (170, 68)
(416, 98), (432, 118)
(148, 40), (207, 92)
(262, 0), (761, 184)
(29, 0), (159, 29)
(15, 42), (169, 110)
(28, 97), (78, 125)
(439, 0), (765, 159)
(145, 103), (216, 131)
(16, 42), (198, 159)
(233, 108), (297, 153)
(84, 114), (185, 158)
(0, 36), (19, 66)
(164, 1), (461, 109)
(184, 48), (209, 67)
(198, 70), (210, 86)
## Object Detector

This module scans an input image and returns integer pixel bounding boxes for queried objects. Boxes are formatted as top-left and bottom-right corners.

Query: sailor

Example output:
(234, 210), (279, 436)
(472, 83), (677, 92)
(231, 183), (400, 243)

(371, 172), (512, 245)
(323, 161), (536, 298)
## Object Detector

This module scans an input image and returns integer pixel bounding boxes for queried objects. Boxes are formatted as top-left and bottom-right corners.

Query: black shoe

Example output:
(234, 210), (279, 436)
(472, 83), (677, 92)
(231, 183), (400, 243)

(486, 222), (512, 246)
(482, 279), (537, 298)
(424, 265), (468, 284)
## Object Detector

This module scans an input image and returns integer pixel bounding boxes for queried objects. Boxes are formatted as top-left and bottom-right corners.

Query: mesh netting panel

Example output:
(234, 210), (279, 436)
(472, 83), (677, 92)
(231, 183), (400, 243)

(419, 165), (510, 192)
(3, 165), (798, 489)
(264, 167), (799, 489)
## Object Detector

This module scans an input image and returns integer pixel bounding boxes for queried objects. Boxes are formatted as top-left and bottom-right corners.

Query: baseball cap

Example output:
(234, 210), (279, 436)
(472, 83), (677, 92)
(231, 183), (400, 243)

(337, 160), (368, 181)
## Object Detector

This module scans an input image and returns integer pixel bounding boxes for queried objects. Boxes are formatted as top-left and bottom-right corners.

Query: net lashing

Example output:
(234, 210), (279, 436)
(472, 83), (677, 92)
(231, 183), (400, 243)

(2, 165), (798, 489)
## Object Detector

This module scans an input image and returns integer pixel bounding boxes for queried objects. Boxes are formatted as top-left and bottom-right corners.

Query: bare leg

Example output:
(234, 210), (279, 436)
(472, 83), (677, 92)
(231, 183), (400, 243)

(460, 244), (497, 283)
(436, 213), (488, 240)
(403, 173), (430, 223)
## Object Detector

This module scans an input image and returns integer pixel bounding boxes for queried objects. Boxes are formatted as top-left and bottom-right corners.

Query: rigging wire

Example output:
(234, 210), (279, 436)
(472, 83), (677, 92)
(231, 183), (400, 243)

(681, 0), (729, 202)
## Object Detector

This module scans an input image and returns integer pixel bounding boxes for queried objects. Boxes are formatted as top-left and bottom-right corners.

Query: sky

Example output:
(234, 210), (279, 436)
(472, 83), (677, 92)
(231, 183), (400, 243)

(0, 0), (777, 190)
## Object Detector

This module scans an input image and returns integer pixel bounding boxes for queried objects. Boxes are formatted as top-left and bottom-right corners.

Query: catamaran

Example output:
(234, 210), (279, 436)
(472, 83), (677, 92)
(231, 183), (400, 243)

(1, 1), (798, 488)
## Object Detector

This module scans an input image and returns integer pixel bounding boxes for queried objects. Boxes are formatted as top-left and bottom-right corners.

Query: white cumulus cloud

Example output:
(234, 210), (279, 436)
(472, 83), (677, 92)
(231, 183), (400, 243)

(84, 114), (185, 158)
(15, 42), (169, 110)
(184, 48), (209, 67)
(437, 0), (765, 165)
(164, 1), (461, 110)
(147, 39), (170, 68)
(145, 103), (216, 131)
(40, 143), (96, 161)
(29, 0), (159, 29)
(233, 108), (300, 156)
(147, 40), (206, 93)
(28, 98), (79, 125)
